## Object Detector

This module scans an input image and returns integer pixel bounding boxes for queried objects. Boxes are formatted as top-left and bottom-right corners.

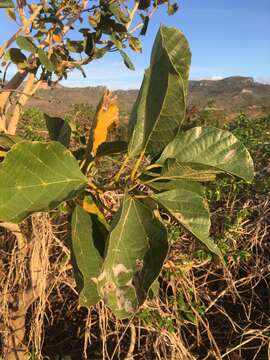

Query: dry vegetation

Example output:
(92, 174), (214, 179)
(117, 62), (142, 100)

(1, 112), (269, 360)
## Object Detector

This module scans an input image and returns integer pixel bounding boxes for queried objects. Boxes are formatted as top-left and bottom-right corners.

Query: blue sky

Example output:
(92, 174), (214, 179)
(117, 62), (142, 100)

(1, 0), (269, 89)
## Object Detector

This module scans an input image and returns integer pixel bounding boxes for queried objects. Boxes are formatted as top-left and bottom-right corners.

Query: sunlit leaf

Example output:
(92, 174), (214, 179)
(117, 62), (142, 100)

(95, 195), (168, 319)
(91, 90), (119, 156)
(158, 127), (254, 182)
(0, 141), (87, 223)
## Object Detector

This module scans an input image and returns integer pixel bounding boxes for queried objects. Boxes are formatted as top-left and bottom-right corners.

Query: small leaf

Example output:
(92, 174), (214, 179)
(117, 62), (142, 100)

(152, 185), (222, 257)
(84, 33), (95, 56)
(167, 2), (178, 15)
(71, 205), (104, 306)
(109, 2), (129, 24)
(7, 48), (27, 65)
(37, 48), (54, 72)
(95, 195), (168, 319)
(66, 40), (84, 53)
(16, 36), (36, 53)
(140, 16), (149, 36)
(91, 90), (119, 156)
(44, 113), (71, 147)
(119, 50), (135, 70)
(6, 7), (16, 21)
(0, 0), (14, 8)
(158, 127), (254, 182)
(0, 134), (22, 150)
(128, 36), (142, 53)
(96, 141), (127, 157)
(0, 141), (87, 223)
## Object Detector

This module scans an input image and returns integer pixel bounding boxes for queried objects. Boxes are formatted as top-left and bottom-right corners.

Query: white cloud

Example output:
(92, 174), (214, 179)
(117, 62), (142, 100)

(61, 59), (144, 90)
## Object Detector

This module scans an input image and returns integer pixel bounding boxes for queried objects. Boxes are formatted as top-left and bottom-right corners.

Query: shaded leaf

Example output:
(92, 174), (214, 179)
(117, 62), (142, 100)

(66, 40), (84, 53)
(149, 179), (205, 196)
(44, 113), (71, 147)
(140, 15), (149, 36)
(71, 205), (104, 306)
(0, 141), (87, 223)
(158, 127), (254, 182)
(7, 48), (27, 65)
(0, 134), (22, 150)
(95, 196), (168, 319)
(119, 50), (135, 70)
(96, 141), (127, 157)
(37, 48), (54, 72)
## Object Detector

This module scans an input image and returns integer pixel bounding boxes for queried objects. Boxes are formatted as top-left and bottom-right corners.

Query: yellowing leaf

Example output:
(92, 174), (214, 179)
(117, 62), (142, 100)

(92, 90), (119, 155)
(82, 195), (109, 230)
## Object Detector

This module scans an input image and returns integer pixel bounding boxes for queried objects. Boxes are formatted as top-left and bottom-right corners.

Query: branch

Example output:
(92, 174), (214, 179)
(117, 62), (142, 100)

(0, 5), (43, 59)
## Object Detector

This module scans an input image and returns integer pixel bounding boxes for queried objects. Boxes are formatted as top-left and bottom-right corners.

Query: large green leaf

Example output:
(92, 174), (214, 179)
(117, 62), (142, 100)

(94, 196), (168, 319)
(154, 26), (191, 92)
(0, 141), (87, 223)
(71, 206), (104, 306)
(45, 113), (71, 147)
(128, 25), (191, 158)
(158, 127), (254, 182)
(152, 183), (222, 257)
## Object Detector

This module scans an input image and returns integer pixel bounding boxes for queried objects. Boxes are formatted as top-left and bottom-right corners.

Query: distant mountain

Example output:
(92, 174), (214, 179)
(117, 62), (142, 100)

(27, 76), (270, 118)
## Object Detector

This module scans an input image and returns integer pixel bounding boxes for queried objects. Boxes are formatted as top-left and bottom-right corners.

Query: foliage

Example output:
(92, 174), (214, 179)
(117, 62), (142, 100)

(0, 26), (254, 320)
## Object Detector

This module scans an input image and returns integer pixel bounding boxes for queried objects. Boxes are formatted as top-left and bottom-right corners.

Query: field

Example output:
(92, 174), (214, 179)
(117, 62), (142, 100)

(2, 107), (268, 360)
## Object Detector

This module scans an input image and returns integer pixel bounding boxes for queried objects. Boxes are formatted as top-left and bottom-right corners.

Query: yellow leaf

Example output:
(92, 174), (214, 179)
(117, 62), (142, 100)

(92, 90), (119, 155)
(52, 33), (62, 43)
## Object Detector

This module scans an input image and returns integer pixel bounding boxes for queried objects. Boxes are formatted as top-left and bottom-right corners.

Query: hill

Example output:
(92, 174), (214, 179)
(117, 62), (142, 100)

(27, 76), (270, 118)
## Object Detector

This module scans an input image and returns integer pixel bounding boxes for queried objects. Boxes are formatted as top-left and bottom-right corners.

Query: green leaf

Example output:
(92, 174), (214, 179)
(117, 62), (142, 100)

(96, 141), (127, 157)
(0, 141), (87, 223)
(16, 36), (36, 53)
(119, 50), (135, 70)
(66, 40), (84, 53)
(0, 0), (14, 8)
(95, 196), (168, 319)
(44, 113), (71, 147)
(0, 134), (22, 150)
(71, 206), (104, 306)
(109, 2), (129, 24)
(158, 127), (254, 182)
(140, 15), (149, 36)
(5, 7), (16, 21)
(37, 48), (54, 72)
(7, 48), (27, 65)
(161, 158), (219, 182)
(128, 25), (191, 157)
(154, 26), (190, 92)
(149, 179), (205, 196)
(152, 184), (222, 257)
(84, 33), (95, 56)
